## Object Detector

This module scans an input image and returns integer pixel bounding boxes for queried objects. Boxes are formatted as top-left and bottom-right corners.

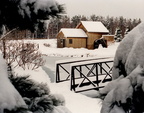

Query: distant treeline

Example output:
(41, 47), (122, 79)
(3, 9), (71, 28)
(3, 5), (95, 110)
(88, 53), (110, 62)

(48, 15), (141, 38)
(5, 15), (141, 39)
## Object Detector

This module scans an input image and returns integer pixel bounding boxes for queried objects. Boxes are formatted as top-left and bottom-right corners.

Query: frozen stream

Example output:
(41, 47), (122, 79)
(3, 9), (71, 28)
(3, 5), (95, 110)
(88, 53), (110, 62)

(42, 56), (75, 82)
(42, 56), (113, 97)
(42, 56), (113, 85)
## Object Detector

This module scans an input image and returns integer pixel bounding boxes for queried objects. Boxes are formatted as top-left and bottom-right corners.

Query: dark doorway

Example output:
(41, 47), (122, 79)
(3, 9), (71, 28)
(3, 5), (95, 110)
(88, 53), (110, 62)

(94, 39), (107, 49)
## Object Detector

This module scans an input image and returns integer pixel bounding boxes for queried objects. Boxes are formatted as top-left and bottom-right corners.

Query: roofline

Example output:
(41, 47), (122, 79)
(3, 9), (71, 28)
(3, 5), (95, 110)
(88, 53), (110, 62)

(76, 22), (82, 28)
(65, 36), (87, 38)
(87, 31), (109, 33)
(59, 28), (88, 38)
(76, 21), (109, 33)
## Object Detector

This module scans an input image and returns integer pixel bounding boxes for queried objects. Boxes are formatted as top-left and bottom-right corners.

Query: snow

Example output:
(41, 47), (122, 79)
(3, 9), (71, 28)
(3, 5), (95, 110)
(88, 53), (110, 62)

(3, 39), (119, 113)
(0, 52), (26, 111)
(50, 83), (102, 113)
(23, 39), (118, 58)
(13, 66), (102, 113)
(56, 56), (112, 64)
(79, 21), (109, 33)
(70, 57), (114, 66)
(59, 28), (87, 38)
(14, 66), (51, 85)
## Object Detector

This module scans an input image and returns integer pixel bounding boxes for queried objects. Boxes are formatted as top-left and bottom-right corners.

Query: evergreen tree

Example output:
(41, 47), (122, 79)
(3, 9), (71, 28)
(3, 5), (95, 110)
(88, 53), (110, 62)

(124, 26), (130, 37)
(0, 0), (67, 112)
(90, 14), (99, 21)
(71, 15), (81, 28)
(8, 73), (67, 113)
(114, 28), (123, 42)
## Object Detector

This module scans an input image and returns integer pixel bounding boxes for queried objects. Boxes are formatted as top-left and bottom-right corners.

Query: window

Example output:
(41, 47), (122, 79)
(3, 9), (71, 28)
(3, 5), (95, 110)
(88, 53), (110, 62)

(69, 39), (73, 44)
(60, 39), (63, 44)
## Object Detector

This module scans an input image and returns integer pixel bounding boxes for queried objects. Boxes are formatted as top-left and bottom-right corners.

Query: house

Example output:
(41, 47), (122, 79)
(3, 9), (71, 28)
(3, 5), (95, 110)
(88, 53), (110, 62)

(57, 28), (87, 48)
(76, 21), (109, 49)
(57, 21), (113, 49)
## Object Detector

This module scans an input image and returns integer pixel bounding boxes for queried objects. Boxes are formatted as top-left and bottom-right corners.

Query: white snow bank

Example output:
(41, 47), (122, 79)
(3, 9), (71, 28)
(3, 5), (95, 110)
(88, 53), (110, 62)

(50, 82), (102, 113)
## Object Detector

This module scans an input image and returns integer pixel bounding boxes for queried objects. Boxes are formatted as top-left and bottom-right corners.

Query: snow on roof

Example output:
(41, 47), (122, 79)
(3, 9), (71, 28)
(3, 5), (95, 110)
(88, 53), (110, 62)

(60, 28), (87, 38)
(80, 21), (109, 33)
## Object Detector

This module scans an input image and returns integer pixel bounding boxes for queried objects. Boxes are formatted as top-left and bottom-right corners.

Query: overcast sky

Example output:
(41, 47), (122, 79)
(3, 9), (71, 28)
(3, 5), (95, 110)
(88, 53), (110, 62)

(56, 0), (144, 21)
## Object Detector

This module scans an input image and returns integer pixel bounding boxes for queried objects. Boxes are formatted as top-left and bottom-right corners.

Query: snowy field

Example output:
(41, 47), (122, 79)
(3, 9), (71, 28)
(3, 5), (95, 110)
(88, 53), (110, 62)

(24, 39), (118, 58)
(13, 39), (119, 113)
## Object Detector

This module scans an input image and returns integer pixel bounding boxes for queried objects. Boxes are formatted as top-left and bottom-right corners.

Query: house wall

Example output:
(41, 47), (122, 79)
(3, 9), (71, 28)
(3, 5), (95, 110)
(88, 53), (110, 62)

(66, 37), (87, 48)
(103, 35), (114, 41)
(86, 32), (108, 49)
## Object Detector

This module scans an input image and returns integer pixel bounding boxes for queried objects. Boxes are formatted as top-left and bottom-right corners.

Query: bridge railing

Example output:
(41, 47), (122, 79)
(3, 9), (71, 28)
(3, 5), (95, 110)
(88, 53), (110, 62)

(55, 57), (113, 92)
(70, 58), (113, 92)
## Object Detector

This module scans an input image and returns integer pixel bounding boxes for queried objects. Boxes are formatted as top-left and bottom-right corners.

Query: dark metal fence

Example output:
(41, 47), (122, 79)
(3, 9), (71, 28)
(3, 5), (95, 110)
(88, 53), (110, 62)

(55, 57), (113, 92)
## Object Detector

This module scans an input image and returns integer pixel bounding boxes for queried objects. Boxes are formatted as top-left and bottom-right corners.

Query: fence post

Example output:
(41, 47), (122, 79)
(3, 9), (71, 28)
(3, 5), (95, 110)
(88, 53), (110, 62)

(95, 63), (99, 87)
(70, 66), (76, 91)
(56, 64), (60, 83)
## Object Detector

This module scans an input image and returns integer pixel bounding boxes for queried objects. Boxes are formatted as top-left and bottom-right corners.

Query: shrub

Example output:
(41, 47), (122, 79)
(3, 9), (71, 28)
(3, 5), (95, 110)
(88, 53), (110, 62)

(0, 40), (45, 70)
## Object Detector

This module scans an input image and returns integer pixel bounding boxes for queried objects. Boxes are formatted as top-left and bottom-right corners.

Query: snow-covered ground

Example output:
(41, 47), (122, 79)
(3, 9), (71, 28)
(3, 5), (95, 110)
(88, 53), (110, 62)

(24, 39), (119, 58)
(13, 39), (119, 113)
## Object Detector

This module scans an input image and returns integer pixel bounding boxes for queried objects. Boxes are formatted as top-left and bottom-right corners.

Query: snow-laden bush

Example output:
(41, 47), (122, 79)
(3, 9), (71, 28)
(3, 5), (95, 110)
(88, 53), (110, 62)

(0, 51), (71, 113)
(99, 64), (144, 113)
(98, 22), (144, 113)
(0, 53), (27, 113)
(8, 73), (71, 113)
